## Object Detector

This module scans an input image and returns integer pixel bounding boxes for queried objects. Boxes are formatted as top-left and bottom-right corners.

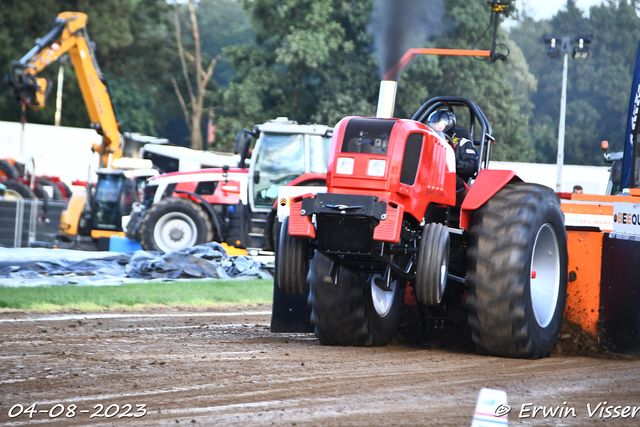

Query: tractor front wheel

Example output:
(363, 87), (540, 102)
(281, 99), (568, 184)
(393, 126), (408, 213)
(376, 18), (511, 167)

(467, 183), (568, 359)
(309, 252), (404, 346)
(415, 222), (450, 305)
(140, 197), (212, 252)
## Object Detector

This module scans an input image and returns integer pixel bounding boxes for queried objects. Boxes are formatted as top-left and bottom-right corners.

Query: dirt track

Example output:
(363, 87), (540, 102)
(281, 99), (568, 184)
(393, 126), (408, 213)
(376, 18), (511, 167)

(1, 305), (640, 426)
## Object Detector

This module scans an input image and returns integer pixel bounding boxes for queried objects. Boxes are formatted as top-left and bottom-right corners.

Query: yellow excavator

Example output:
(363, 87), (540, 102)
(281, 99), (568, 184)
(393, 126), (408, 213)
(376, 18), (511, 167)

(8, 11), (122, 167)
(7, 11), (157, 249)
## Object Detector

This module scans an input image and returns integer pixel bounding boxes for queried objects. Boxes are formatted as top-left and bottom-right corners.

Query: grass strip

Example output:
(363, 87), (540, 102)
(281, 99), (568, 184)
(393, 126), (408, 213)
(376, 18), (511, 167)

(0, 279), (273, 312)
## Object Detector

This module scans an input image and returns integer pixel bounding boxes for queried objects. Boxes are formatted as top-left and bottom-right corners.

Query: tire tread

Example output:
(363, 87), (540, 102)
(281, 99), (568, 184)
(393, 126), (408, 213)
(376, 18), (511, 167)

(466, 183), (567, 359)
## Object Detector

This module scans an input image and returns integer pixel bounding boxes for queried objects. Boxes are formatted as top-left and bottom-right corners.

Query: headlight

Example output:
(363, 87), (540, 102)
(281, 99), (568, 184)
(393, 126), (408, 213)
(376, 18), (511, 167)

(367, 159), (386, 177)
(336, 157), (354, 175)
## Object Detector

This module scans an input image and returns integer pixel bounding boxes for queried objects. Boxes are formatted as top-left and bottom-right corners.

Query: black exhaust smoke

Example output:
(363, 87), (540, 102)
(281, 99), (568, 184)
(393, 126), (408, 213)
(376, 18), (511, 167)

(371, 0), (446, 81)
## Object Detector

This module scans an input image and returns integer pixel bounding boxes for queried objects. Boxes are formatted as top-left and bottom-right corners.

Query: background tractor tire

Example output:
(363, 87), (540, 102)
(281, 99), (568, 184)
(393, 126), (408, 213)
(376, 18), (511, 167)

(32, 182), (51, 202)
(124, 205), (144, 241)
(466, 182), (568, 359)
(58, 181), (73, 200)
(140, 197), (212, 252)
(276, 216), (309, 295)
(36, 178), (65, 201)
(0, 160), (20, 179)
(415, 222), (450, 305)
(3, 179), (36, 199)
(308, 252), (404, 346)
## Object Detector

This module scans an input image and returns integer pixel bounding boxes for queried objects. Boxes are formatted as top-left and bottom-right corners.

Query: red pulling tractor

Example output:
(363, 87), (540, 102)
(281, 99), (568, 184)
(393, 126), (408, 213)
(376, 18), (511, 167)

(275, 96), (568, 359)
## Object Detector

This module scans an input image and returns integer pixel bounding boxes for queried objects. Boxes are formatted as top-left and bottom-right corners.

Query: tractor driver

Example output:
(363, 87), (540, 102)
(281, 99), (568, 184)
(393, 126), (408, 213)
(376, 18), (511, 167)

(427, 109), (479, 188)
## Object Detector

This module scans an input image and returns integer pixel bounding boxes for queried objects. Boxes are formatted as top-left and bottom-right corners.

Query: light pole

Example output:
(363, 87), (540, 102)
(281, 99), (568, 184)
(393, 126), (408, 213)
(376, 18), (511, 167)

(544, 35), (592, 192)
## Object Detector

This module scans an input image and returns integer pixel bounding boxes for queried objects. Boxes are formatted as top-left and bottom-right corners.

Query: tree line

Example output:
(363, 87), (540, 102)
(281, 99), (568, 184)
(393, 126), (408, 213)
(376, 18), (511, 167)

(0, 0), (638, 165)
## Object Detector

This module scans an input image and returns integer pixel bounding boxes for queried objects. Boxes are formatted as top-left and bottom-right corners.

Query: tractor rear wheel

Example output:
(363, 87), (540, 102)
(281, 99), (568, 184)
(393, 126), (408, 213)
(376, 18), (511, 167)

(276, 216), (309, 295)
(466, 183), (568, 359)
(309, 252), (404, 346)
(2, 179), (36, 199)
(58, 181), (73, 200)
(32, 182), (51, 202)
(36, 178), (65, 201)
(140, 197), (212, 252)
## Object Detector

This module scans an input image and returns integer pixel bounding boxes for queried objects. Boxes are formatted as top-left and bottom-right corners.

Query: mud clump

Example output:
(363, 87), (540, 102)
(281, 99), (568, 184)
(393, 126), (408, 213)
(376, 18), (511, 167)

(553, 320), (639, 360)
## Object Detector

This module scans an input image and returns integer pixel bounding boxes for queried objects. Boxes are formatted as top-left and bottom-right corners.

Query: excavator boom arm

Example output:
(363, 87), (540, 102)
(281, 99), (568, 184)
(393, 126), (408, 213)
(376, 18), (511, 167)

(8, 11), (122, 167)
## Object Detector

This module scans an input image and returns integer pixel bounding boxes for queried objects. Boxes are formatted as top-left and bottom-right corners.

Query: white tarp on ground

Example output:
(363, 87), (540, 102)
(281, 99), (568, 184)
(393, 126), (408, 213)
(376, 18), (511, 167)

(0, 243), (274, 287)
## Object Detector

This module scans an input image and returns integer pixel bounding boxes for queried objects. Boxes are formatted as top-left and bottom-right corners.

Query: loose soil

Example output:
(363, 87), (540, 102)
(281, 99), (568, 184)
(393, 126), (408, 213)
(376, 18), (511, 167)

(1, 304), (639, 426)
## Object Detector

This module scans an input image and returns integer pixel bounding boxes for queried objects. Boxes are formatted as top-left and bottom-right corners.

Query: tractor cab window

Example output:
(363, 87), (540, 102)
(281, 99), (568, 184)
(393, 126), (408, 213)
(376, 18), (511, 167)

(310, 135), (332, 173)
(253, 132), (305, 209)
(341, 118), (396, 156)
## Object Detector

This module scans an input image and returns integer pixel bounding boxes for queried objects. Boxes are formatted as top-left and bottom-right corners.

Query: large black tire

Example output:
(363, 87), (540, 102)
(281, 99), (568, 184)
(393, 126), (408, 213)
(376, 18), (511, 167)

(124, 205), (144, 241)
(276, 216), (309, 295)
(36, 178), (65, 201)
(0, 160), (20, 179)
(139, 197), (212, 252)
(415, 222), (450, 305)
(57, 181), (73, 200)
(32, 182), (50, 202)
(466, 183), (568, 359)
(308, 252), (405, 346)
(265, 208), (277, 251)
(2, 179), (36, 199)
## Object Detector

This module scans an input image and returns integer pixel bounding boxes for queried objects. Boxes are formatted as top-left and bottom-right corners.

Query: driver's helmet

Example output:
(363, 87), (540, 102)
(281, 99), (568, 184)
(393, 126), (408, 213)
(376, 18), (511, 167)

(427, 109), (456, 133)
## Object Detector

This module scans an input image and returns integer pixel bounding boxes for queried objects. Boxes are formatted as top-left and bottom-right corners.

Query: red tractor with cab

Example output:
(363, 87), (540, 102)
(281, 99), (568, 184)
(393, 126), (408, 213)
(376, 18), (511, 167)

(275, 95), (568, 359)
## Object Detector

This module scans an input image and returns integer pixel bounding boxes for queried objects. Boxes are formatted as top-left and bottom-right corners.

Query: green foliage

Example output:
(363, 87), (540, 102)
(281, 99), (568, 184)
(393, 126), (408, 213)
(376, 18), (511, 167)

(213, 0), (379, 151)
(393, 0), (536, 161)
(0, 0), (178, 136)
(108, 77), (161, 136)
(510, 0), (640, 165)
(215, 0), (536, 161)
(197, 0), (255, 86)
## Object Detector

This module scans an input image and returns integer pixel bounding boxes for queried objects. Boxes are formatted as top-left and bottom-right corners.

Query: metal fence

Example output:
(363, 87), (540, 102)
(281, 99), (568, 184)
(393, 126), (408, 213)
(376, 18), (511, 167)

(0, 199), (67, 248)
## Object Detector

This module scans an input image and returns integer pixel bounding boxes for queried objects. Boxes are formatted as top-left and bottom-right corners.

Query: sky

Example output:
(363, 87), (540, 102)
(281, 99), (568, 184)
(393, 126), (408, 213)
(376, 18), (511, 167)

(517, 0), (606, 20)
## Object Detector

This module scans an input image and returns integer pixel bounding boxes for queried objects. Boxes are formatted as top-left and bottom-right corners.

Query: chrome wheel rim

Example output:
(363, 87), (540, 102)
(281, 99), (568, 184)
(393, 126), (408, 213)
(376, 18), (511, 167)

(371, 275), (396, 317)
(530, 223), (560, 328)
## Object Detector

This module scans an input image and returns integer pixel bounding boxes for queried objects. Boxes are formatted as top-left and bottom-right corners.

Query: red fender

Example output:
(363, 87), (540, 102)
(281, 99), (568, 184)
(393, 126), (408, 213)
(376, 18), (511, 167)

(459, 169), (522, 230)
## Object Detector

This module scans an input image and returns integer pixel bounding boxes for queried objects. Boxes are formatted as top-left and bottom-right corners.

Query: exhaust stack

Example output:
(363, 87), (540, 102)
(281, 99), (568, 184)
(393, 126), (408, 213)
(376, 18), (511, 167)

(376, 80), (397, 118)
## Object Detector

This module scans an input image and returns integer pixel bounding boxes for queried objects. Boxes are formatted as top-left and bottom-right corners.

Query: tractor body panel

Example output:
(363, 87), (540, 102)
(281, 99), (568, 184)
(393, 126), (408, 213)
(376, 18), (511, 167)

(326, 117), (456, 223)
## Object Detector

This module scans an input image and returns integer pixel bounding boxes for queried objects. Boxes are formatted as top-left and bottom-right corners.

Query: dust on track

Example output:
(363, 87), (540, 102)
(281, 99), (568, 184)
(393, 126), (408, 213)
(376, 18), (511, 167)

(1, 304), (639, 426)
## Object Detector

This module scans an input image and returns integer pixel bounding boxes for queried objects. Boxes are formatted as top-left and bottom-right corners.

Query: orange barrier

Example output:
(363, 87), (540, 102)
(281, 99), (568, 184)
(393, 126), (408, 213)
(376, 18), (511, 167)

(565, 230), (603, 336)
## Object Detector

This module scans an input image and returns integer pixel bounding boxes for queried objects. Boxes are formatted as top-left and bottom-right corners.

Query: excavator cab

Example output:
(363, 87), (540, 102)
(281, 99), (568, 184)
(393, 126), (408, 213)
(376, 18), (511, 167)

(90, 161), (158, 233)
(92, 172), (132, 232)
